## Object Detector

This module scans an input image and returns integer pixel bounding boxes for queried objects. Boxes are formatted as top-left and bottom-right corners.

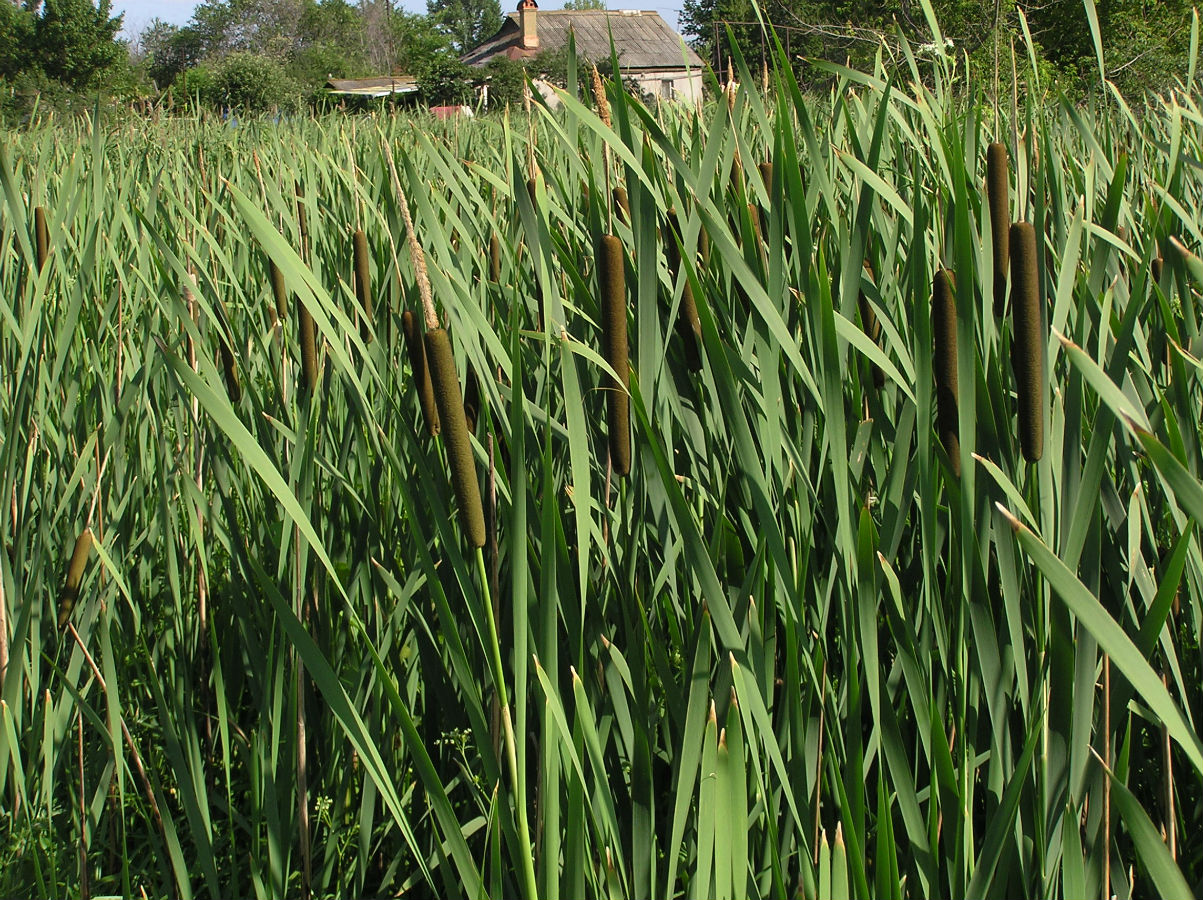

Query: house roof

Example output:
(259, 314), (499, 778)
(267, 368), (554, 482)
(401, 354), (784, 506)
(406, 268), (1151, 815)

(325, 76), (418, 97)
(462, 10), (704, 71)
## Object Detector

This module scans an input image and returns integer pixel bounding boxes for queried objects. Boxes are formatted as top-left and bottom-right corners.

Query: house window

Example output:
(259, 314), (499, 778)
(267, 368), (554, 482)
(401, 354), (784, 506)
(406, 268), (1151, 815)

(660, 79), (674, 99)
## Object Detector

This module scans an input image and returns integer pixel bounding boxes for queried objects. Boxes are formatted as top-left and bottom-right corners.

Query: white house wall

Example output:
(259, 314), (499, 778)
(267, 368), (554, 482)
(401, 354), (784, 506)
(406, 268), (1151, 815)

(629, 71), (704, 104)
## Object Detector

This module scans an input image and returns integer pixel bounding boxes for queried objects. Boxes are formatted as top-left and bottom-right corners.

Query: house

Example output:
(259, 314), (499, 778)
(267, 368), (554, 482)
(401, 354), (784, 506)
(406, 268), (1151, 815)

(462, 1), (705, 104)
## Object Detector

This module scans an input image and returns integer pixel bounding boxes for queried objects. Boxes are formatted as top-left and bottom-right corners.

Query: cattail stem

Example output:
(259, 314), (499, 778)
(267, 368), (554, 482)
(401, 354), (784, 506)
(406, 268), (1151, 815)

(1010, 222), (1045, 462)
(598, 233), (631, 477)
(475, 548), (538, 900)
(425, 328), (485, 548)
(932, 269), (960, 477)
(353, 229), (373, 343)
(987, 142), (1010, 315)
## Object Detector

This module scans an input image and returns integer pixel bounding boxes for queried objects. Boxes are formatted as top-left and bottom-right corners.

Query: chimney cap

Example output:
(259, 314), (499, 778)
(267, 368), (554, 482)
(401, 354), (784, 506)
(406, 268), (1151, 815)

(518, 0), (537, 8)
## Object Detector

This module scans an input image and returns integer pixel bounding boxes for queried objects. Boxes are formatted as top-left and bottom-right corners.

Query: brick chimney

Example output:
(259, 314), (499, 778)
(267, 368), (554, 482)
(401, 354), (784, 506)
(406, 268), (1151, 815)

(518, 0), (539, 50)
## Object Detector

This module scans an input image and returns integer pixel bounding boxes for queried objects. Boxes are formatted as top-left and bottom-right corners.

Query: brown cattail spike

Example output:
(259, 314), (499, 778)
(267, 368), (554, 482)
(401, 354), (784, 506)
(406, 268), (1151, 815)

(598, 234), (631, 476)
(489, 233), (501, 283)
(666, 208), (702, 371)
(270, 260), (288, 321)
(1152, 255), (1164, 284)
(34, 206), (49, 273)
(403, 310), (440, 436)
(932, 268), (960, 477)
(1010, 222), (1045, 462)
(353, 229), (373, 343)
(987, 142), (1010, 316)
(424, 328), (486, 548)
(613, 186), (630, 225)
(58, 530), (93, 630)
(298, 297), (318, 393)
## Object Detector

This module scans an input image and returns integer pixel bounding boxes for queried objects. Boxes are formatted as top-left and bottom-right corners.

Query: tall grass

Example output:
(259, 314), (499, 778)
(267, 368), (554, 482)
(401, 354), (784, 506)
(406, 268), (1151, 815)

(2, 25), (1203, 900)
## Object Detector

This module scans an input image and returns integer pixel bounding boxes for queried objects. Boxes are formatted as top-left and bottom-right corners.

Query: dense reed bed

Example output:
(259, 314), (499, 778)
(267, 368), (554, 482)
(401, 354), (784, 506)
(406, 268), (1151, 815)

(3, 31), (1203, 900)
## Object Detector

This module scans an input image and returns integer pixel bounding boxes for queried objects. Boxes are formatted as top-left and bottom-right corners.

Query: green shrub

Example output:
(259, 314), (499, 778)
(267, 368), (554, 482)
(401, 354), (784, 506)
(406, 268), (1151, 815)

(206, 51), (300, 113)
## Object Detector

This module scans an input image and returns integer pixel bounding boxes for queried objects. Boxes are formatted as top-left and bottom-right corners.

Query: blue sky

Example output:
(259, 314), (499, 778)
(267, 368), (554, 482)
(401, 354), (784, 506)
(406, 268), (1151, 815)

(117, 0), (689, 42)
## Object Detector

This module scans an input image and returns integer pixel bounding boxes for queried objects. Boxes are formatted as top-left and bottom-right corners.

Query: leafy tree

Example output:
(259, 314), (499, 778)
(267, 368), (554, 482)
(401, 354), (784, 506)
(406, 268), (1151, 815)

(29, 0), (125, 90)
(417, 51), (473, 103)
(207, 50), (300, 110)
(140, 19), (205, 88)
(390, 10), (454, 74)
(562, 0), (606, 8)
(426, 0), (502, 54)
(0, 3), (36, 80)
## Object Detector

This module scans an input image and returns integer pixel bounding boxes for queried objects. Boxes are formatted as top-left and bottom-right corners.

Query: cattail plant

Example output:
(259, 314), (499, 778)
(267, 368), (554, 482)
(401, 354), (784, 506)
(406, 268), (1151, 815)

(987, 142), (1010, 315)
(34, 206), (49, 273)
(932, 268), (960, 477)
(666, 207), (702, 371)
(386, 138), (484, 547)
(598, 232), (631, 476)
(1010, 222), (1044, 462)
(1152, 254), (1164, 284)
(352, 229), (373, 343)
(403, 310), (440, 436)
(57, 530), (93, 630)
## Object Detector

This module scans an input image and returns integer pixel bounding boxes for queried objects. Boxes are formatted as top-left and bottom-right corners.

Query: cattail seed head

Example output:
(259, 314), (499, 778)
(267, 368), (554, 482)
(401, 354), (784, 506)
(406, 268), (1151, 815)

(592, 65), (611, 128)
(598, 233), (631, 476)
(612, 186), (630, 225)
(297, 297), (319, 393)
(1010, 222), (1045, 462)
(269, 259), (288, 321)
(1152, 255), (1164, 284)
(34, 206), (49, 273)
(987, 142), (1010, 316)
(758, 161), (773, 192)
(403, 310), (440, 436)
(58, 530), (93, 630)
(932, 268), (960, 477)
(489, 232), (501, 283)
(424, 328), (486, 548)
(353, 229), (373, 343)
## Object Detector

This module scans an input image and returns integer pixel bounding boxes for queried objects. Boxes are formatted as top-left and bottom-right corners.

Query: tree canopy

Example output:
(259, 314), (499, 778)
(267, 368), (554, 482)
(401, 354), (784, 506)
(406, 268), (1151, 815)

(0, 0), (124, 91)
(680, 0), (1197, 96)
(426, 0), (503, 54)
